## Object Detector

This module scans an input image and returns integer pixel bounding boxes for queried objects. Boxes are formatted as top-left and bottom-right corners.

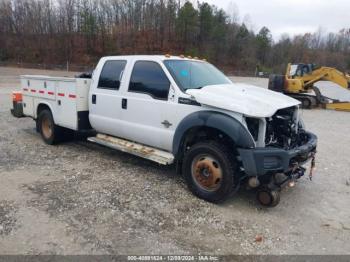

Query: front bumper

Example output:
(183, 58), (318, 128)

(238, 132), (317, 176)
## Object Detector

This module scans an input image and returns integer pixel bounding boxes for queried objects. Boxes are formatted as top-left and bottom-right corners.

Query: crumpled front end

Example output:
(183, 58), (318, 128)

(239, 106), (317, 177)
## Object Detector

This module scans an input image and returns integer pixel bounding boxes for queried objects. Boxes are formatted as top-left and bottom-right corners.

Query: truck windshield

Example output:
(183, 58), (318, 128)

(164, 60), (232, 90)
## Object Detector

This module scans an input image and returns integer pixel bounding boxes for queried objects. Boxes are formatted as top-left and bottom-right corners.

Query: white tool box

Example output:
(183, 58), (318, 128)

(21, 75), (91, 130)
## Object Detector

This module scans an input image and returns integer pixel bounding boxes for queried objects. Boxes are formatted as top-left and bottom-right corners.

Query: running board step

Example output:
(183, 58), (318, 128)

(88, 134), (175, 165)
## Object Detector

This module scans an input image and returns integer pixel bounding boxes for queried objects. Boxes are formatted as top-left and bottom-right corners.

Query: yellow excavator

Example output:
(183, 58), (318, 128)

(268, 63), (350, 111)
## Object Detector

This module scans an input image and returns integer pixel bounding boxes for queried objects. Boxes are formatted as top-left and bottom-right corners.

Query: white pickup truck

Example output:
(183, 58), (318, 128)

(13, 55), (317, 206)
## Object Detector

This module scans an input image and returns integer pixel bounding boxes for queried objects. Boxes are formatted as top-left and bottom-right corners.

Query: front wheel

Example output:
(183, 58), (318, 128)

(182, 141), (237, 203)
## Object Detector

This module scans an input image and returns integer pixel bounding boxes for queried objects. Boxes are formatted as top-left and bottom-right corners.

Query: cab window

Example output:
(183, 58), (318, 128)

(98, 60), (127, 90)
(129, 61), (170, 100)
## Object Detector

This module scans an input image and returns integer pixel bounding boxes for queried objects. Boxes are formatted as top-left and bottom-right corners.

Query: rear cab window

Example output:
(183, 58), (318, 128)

(128, 61), (170, 100)
(98, 60), (127, 90)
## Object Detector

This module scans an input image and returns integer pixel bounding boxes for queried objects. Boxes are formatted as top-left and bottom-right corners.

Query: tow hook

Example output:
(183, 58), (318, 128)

(309, 152), (316, 181)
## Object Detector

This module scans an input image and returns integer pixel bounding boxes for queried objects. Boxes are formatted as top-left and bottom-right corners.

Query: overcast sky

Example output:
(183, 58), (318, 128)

(203, 0), (349, 39)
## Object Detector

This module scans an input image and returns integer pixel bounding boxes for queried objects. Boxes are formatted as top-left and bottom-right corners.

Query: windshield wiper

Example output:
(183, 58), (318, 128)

(186, 86), (204, 90)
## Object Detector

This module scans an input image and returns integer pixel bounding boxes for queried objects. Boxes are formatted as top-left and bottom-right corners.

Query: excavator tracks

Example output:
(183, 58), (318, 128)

(286, 93), (318, 109)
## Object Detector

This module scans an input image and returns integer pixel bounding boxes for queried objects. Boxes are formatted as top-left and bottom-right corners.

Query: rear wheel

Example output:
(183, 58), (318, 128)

(37, 109), (62, 144)
(182, 141), (237, 203)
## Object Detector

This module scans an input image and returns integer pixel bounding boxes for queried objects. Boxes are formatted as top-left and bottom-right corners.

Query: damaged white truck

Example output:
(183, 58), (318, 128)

(12, 55), (317, 207)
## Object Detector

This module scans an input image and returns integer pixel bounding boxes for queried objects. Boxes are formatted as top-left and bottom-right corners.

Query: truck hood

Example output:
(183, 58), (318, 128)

(186, 83), (300, 118)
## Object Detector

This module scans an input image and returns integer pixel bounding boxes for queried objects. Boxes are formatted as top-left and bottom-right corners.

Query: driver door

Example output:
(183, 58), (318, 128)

(119, 60), (177, 151)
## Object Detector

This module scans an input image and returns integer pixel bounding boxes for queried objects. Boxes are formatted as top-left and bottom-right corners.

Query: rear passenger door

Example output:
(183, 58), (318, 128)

(120, 61), (175, 151)
(89, 60), (127, 137)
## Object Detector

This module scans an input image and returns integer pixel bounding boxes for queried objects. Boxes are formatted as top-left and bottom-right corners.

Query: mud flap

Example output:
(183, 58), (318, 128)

(11, 101), (24, 118)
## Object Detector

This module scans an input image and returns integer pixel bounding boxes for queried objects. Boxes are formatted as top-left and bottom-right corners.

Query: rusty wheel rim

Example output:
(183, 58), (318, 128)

(42, 116), (53, 139)
(191, 154), (223, 192)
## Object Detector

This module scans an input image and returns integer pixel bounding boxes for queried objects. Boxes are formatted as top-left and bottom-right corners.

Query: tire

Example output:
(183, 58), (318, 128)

(37, 109), (62, 145)
(182, 141), (237, 203)
(301, 98), (312, 109)
(256, 187), (281, 207)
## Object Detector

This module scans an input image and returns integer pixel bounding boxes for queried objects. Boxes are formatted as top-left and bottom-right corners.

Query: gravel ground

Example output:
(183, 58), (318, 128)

(0, 67), (349, 255)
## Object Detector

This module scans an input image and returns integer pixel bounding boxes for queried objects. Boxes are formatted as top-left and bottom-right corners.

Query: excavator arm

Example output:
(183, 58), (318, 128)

(285, 63), (350, 91)
(301, 67), (350, 89)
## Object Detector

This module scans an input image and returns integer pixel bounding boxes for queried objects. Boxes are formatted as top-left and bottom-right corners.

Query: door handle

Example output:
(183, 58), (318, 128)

(122, 98), (127, 109)
(92, 94), (96, 104)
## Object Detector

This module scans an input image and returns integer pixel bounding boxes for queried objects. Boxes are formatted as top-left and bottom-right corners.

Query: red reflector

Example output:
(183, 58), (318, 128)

(12, 92), (23, 102)
(30, 89), (36, 93)
(39, 90), (45, 94)
(48, 92), (54, 95)
(58, 93), (65, 97)
(23, 88), (28, 91)
(69, 94), (76, 98)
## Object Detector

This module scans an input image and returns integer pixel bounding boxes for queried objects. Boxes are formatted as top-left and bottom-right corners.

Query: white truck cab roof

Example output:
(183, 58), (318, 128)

(99, 55), (206, 63)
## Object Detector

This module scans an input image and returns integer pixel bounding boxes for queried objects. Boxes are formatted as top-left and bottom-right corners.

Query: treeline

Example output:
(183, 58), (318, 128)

(0, 0), (349, 73)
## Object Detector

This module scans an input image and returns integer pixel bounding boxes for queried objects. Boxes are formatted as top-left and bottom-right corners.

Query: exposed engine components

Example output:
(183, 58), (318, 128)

(264, 107), (313, 152)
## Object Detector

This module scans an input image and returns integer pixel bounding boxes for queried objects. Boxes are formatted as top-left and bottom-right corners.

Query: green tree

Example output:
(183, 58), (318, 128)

(176, 1), (198, 51)
(198, 3), (213, 44)
(256, 26), (272, 65)
(211, 8), (228, 62)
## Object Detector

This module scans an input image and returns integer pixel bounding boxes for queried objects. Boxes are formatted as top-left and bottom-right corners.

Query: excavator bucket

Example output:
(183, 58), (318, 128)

(325, 102), (350, 112)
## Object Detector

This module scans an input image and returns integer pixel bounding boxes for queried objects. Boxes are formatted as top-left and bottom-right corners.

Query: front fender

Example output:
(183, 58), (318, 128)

(172, 111), (255, 156)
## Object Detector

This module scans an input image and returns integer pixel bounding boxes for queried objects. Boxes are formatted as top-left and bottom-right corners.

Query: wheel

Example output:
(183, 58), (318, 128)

(182, 141), (237, 203)
(301, 98), (312, 109)
(37, 109), (62, 145)
(257, 187), (280, 207)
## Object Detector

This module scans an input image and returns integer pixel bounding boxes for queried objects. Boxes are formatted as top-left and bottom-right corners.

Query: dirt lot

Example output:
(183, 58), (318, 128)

(0, 67), (349, 255)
